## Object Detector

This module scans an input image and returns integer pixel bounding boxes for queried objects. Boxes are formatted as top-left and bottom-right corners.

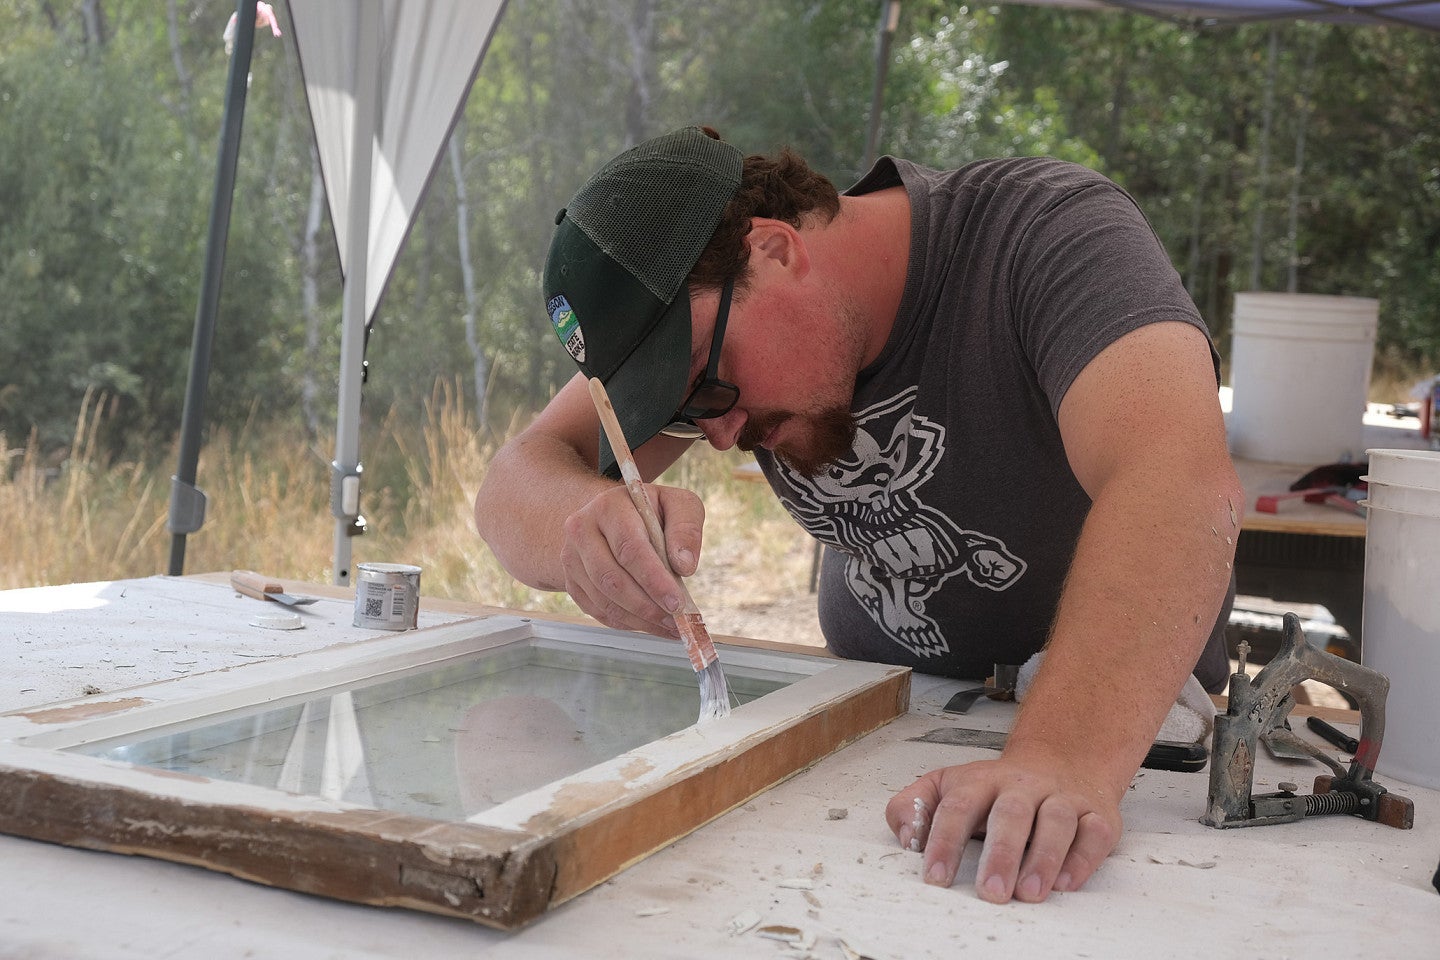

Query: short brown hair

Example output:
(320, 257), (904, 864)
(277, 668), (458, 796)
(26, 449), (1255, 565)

(688, 127), (841, 292)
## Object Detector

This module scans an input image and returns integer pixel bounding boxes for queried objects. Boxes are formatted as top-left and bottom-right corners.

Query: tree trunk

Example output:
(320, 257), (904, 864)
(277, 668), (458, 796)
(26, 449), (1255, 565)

(1249, 27), (1280, 291)
(165, 0), (196, 154)
(449, 129), (491, 432)
(1286, 32), (1320, 294)
(301, 154), (327, 443)
(1186, 155), (1208, 302)
(618, 0), (656, 147)
(1103, 20), (1131, 169)
(80, 0), (107, 53)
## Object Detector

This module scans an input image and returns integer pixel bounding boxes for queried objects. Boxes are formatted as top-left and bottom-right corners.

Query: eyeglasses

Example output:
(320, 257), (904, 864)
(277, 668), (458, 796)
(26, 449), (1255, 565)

(660, 279), (740, 439)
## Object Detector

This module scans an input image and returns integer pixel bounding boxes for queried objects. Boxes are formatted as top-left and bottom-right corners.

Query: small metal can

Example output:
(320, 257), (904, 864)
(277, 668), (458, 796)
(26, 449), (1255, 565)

(352, 562), (422, 630)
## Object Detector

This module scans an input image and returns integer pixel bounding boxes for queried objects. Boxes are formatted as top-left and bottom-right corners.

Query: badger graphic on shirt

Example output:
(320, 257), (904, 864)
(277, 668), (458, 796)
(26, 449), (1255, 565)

(774, 387), (1026, 659)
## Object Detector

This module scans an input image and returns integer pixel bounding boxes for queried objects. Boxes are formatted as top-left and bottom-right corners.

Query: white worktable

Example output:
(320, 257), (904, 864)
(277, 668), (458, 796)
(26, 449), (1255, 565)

(3, 575), (1437, 959)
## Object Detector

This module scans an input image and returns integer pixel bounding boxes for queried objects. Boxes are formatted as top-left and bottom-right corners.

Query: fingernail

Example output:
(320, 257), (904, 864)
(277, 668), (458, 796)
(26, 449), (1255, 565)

(898, 825), (913, 851)
(1017, 874), (1042, 901)
(1054, 871), (1073, 892)
(981, 874), (1007, 902)
(675, 548), (695, 573)
(663, 593), (683, 613)
(925, 861), (950, 886)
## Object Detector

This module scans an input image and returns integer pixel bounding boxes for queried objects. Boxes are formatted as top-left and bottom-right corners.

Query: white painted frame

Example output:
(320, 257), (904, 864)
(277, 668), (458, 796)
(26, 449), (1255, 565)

(0, 614), (910, 928)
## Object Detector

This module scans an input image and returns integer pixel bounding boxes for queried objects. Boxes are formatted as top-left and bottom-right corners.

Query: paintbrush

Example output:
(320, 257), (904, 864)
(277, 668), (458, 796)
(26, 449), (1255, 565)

(587, 377), (732, 722)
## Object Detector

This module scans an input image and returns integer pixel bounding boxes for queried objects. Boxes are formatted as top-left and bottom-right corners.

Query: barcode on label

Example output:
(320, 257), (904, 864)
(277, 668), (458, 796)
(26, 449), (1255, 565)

(390, 586), (406, 616)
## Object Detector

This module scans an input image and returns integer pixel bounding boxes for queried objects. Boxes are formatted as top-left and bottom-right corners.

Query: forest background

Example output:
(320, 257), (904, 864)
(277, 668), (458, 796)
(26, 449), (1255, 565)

(2, 1), (1438, 622)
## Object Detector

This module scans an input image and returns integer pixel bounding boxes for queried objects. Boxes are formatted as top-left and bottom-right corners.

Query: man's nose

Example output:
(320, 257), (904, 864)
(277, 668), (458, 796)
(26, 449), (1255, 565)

(701, 409), (745, 450)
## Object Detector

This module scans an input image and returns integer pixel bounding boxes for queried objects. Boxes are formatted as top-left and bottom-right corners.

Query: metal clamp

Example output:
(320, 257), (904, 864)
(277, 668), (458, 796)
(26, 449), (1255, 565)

(1202, 613), (1414, 831)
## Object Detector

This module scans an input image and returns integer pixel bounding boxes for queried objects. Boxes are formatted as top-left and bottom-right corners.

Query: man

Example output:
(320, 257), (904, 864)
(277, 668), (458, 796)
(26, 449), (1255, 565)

(475, 126), (1242, 904)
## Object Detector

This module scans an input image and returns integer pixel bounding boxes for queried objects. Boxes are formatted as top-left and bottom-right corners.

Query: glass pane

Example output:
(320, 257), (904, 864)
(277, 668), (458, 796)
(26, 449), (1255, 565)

(74, 641), (798, 821)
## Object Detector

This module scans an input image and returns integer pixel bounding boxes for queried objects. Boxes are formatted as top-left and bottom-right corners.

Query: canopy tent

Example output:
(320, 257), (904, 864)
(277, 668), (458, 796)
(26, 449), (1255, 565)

(289, 0), (508, 586)
(165, 0), (1434, 585)
(167, 0), (509, 585)
(1020, 0), (1440, 31)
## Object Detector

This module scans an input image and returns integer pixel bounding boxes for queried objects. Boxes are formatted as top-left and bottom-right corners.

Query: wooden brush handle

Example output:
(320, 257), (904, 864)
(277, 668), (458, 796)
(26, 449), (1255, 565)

(588, 380), (691, 601)
(587, 379), (676, 569)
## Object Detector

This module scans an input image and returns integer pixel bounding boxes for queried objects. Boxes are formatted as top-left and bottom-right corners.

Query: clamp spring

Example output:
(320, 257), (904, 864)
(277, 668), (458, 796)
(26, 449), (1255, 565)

(1304, 791), (1360, 817)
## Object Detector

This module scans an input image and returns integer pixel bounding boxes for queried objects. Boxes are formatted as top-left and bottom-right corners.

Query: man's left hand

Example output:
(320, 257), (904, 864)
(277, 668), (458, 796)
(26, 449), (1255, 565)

(884, 755), (1122, 903)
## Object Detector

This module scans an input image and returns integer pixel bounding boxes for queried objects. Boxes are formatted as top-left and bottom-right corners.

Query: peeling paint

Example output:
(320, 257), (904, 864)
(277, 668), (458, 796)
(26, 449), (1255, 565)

(20, 697), (150, 724)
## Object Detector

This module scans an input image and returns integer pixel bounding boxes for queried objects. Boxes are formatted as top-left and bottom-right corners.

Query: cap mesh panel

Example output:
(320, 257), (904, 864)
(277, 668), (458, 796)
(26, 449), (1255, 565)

(566, 131), (741, 304)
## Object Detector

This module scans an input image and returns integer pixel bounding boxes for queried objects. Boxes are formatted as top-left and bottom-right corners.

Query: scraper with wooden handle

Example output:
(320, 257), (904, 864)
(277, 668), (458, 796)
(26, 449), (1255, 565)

(230, 570), (319, 606)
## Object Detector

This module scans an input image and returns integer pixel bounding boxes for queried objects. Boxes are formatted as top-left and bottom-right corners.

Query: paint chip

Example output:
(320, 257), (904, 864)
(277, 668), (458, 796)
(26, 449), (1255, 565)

(1147, 854), (1218, 869)
(840, 938), (882, 960)
(826, 807), (848, 820)
(777, 877), (816, 890)
(756, 925), (815, 950)
(726, 909), (761, 935)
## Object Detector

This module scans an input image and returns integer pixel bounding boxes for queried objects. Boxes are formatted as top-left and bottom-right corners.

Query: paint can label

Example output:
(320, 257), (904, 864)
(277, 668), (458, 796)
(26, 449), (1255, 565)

(352, 562), (421, 630)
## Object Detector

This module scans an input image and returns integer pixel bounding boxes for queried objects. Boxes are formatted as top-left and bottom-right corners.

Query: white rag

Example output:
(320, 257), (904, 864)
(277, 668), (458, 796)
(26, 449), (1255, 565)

(1014, 650), (1215, 744)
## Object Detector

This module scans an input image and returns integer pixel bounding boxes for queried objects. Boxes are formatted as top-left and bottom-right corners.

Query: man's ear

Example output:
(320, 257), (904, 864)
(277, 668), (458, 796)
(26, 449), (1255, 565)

(746, 218), (810, 280)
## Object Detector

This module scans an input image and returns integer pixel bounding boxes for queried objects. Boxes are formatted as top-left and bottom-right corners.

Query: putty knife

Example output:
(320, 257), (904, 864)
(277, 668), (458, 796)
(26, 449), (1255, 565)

(230, 569), (319, 606)
(911, 726), (1210, 773)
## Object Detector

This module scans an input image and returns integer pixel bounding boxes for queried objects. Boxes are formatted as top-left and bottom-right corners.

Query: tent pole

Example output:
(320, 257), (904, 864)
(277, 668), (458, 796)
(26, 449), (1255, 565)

(166, 0), (259, 577)
(330, 2), (382, 587)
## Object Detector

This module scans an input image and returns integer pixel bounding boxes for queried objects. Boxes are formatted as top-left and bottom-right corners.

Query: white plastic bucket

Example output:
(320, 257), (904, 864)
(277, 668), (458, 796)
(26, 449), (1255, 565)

(1360, 448), (1440, 789)
(1365, 448), (1440, 491)
(1362, 481), (1440, 517)
(1227, 293), (1377, 464)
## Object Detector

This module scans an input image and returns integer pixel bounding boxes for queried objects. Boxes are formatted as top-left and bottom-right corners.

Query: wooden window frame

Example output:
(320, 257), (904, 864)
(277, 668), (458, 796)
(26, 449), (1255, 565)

(0, 614), (909, 929)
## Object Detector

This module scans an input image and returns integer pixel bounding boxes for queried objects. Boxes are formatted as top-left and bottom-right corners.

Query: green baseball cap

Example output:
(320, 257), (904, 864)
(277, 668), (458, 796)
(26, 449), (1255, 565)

(544, 127), (743, 477)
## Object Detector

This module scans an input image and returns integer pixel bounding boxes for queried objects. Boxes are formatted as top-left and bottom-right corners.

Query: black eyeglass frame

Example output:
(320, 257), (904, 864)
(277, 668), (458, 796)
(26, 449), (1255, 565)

(659, 279), (740, 439)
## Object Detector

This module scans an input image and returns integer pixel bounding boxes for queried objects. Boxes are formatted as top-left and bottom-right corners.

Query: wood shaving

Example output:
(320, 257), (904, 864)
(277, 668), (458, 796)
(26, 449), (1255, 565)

(840, 938), (882, 960)
(1148, 854), (1218, 869)
(756, 924), (816, 950)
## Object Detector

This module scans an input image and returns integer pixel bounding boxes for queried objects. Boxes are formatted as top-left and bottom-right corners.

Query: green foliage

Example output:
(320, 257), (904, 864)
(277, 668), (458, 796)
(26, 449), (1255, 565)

(978, 8), (1440, 365)
(3, 0), (1438, 472)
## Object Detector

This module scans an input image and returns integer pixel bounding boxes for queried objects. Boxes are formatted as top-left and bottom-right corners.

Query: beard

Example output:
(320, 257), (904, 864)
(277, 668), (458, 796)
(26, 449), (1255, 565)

(737, 405), (857, 478)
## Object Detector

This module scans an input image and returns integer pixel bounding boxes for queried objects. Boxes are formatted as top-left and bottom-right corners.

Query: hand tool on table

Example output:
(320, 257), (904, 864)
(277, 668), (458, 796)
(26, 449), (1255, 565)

(1202, 613), (1413, 830)
(1255, 483), (1353, 515)
(941, 663), (1020, 714)
(587, 378), (732, 723)
(1306, 715), (1360, 755)
(230, 570), (319, 606)
(910, 725), (1209, 773)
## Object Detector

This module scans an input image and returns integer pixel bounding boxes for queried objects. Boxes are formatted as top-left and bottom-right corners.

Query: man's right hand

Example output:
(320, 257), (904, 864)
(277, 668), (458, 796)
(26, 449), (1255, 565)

(558, 481), (707, 638)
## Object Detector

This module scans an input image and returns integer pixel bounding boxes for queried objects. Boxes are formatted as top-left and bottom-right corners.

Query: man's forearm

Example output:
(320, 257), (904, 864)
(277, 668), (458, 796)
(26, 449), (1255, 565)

(1005, 460), (1242, 798)
(474, 432), (613, 591)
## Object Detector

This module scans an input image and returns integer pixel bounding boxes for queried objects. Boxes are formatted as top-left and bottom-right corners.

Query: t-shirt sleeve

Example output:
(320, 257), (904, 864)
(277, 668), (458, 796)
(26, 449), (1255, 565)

(1007, 174), (1217, 417)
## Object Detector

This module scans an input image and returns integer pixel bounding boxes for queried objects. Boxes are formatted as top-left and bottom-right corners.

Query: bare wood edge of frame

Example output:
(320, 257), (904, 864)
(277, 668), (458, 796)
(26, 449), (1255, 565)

(539, 662), (911, 908)
(0, 611), (911, 930)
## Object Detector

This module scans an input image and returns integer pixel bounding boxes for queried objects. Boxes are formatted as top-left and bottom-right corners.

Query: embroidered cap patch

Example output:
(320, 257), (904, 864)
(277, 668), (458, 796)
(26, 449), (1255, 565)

(548, 294), (585, 364)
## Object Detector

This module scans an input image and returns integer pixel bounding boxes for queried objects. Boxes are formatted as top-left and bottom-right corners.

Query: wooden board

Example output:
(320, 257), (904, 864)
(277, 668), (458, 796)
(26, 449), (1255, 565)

(0, 614), (908, 929)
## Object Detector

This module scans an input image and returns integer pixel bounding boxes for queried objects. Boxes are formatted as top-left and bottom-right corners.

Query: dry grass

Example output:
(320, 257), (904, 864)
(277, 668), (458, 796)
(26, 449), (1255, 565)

(0, 383), (819, 639)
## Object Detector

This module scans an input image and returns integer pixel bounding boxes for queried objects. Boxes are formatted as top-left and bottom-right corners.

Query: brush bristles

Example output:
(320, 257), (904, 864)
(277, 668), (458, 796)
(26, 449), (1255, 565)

(696, 660), (733, 723)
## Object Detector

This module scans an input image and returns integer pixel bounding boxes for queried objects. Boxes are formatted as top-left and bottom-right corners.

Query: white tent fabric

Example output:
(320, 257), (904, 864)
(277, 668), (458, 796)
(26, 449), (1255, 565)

(288, 0), (507, 584)
(290, 0), (506, 322)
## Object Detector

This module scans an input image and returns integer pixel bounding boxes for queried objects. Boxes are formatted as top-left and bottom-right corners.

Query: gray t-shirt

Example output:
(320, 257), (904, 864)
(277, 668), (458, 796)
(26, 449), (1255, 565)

(754, 156), (1231, 690)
